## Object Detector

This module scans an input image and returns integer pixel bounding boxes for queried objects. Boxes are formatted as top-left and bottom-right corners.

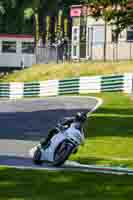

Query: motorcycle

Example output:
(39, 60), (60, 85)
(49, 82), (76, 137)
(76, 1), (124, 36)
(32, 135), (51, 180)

(29, 112), (88, 166)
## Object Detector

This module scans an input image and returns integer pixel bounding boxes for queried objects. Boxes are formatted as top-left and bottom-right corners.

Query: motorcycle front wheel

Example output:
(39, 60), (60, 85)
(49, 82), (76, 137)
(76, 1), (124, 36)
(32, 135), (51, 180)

(53, 140), (75, 166)
(32, 146), (44, 165)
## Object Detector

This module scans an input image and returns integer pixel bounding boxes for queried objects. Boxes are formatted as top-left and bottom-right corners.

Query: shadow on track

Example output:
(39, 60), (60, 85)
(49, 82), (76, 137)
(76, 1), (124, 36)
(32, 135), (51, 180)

(0, 155), (101, 171)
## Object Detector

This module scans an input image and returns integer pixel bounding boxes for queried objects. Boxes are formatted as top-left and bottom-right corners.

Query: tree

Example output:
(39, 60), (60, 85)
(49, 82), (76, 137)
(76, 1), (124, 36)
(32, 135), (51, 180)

(111, 1), (133, 42)
(83, 0), (133, 60)
(0, 0), (17, 32)
(88, 0), (133, 41)
(0, 0), (34, 33)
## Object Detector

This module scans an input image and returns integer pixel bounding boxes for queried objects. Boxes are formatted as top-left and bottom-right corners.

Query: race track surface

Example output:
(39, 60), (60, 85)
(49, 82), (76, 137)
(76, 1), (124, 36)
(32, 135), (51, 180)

(0, 96), (102, 170)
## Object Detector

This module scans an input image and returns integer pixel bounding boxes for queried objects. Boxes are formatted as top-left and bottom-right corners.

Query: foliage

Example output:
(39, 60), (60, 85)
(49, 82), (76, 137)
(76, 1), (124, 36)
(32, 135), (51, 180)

(24, 8), (34, 20)
(0, 0), (33, 33)
(87, 0), (133, 41)
(0, 0), (132, 36)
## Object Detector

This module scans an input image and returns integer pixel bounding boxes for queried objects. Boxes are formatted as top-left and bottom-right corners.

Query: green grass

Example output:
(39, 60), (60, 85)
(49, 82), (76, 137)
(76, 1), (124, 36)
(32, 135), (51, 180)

(70, 93), (133, 168)
(0, 167), (133, 200)
(1, 60), (133, 82)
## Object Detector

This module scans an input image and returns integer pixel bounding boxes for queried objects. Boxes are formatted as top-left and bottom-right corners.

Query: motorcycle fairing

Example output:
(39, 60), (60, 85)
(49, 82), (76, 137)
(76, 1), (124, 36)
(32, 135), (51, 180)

(40, 131), (66, 162)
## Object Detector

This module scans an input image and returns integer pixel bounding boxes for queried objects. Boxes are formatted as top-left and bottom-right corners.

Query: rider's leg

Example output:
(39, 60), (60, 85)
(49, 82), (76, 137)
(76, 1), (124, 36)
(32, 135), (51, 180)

(40, 128), (59, 147)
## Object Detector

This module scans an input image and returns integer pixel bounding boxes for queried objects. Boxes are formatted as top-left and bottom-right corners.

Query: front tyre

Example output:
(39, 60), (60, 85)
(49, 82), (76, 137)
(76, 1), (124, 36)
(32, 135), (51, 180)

(32, 147), (43, 165)
(53, 140), (75, 166)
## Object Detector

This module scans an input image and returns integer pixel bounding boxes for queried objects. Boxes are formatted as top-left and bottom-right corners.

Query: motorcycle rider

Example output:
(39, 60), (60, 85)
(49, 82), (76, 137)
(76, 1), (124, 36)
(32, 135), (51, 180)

(40, 112), (87, 150)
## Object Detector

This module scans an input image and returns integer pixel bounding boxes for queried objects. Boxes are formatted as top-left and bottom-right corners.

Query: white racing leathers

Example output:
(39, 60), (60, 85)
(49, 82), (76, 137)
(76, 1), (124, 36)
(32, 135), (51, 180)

(34, 122), (85, 163)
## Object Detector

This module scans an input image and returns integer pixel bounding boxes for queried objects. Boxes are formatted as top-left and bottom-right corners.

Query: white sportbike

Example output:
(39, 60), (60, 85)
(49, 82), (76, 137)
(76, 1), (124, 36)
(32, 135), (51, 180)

(30, 112), (87, 166)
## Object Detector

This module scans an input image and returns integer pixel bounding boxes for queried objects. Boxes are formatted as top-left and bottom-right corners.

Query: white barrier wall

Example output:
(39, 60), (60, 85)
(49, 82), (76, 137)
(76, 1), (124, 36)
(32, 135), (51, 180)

(10, 82), (24, 99)
(0, 73), (132, 99)
(79, 76), (101, 93)
(40, 80), (59, 97)
(124, 73), (133, 94)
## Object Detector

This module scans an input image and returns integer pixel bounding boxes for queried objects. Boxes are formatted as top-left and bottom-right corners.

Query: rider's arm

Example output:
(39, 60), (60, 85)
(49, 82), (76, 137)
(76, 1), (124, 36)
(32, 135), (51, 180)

(58, 117), (74, 129)
(62, 118), (74, 126)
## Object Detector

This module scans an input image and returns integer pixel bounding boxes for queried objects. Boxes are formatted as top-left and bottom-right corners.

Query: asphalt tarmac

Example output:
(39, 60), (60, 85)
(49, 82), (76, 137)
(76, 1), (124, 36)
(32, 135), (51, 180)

(0, 96), (102, 170)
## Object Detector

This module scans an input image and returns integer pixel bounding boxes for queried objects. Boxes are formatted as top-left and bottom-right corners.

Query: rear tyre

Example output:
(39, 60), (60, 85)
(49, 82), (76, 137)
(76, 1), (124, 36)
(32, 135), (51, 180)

(32, 147), (43, 165)
(53, 140), (75, 166)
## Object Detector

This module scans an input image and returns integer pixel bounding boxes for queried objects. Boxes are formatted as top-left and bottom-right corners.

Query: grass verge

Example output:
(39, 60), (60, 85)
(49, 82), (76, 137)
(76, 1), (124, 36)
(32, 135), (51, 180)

(1, 61), (133, 82)
(0, 167), (133, 200)
(70, 92), (133, 168)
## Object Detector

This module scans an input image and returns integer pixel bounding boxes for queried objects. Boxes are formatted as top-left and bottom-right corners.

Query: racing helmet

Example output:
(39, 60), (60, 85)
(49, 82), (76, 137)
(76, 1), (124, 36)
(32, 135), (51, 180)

(75, 112), (87, 123)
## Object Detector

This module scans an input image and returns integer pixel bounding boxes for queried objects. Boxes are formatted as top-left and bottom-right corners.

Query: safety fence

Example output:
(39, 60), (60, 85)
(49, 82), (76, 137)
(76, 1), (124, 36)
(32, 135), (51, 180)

(70, 41), (133, 61)
(0, 73), (132, 99)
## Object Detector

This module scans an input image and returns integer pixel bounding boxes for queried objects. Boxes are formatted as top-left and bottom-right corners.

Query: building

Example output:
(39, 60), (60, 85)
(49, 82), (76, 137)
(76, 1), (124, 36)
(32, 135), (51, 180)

(70, 4), (133, 61)
(0, 34), (35, 70)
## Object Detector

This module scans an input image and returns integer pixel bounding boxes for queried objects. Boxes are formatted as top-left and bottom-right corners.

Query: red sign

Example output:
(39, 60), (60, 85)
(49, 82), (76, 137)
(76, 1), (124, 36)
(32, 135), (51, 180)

(70, 7), (81, 17)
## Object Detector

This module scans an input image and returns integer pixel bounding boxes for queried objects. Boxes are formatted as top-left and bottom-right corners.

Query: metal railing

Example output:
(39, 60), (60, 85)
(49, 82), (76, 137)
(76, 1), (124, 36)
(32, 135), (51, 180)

(35, 44), (66, 64)
(70, 41), (133, 61)
(35, 40), (133, 63)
